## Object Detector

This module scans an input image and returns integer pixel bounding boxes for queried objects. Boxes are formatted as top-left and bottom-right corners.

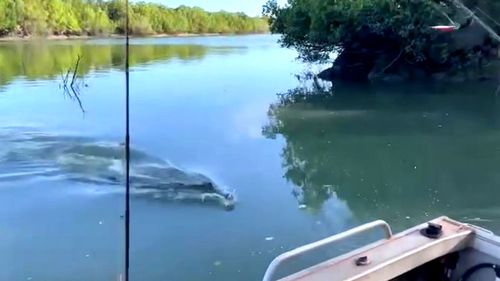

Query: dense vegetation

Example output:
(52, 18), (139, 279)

(264, 0), (499, 81)
(0, 0), (269, 37)
(264, 0), (446, 62)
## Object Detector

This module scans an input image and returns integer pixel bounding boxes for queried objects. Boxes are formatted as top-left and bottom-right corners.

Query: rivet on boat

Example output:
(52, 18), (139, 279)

(420, 222), (443, 239)
(355, 256), (370, 266)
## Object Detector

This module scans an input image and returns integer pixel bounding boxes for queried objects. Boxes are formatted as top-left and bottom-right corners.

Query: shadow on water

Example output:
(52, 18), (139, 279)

(0, 40), (242, 87)
(264, 77), (500, 229)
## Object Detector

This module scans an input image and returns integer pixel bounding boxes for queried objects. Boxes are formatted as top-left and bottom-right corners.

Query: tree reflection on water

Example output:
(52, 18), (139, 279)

(0, 41), (240, 87)
(264, 78), (500, 224)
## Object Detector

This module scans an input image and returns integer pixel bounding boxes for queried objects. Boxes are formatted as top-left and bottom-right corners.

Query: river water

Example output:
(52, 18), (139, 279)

(1, 35), (500, 281)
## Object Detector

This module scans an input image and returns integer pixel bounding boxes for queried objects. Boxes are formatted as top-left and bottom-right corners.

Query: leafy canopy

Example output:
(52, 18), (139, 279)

(264, 0), (454, 63)
(0, 0), (269, 36)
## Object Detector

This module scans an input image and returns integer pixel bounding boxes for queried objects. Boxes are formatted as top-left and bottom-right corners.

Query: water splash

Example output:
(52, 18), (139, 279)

(0, 129), (235, 209)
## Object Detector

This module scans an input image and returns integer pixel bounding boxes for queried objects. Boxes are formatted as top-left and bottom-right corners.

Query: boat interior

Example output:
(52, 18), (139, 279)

(264, 217), (500, 281)
(394, 249), (500, 281)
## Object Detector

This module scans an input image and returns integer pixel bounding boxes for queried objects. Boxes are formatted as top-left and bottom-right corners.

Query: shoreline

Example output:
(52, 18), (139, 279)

(0, 32), (270, 42)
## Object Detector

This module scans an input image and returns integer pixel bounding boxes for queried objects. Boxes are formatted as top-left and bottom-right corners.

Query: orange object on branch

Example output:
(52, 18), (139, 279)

(431, 25), (458, 32)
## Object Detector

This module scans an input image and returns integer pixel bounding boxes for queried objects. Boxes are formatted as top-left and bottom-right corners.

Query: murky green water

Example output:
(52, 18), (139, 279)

(1, 35), (500, 281)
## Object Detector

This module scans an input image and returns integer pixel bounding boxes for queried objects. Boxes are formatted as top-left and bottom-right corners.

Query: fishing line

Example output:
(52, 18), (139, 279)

(124, 0), (131, 279)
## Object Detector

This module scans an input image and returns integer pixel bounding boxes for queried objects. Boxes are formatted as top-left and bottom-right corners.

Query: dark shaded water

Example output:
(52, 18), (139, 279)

(1, 35), (500, 281)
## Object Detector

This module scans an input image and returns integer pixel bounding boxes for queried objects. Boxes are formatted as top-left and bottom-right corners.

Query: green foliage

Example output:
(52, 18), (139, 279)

(264, 0), (461, 63)
(45, 0), (81, 34)
(0, 0), (269, 37)
(78, 4), (113, 35)
(0, 0), (22, 35)
(21, 0), (49, 35)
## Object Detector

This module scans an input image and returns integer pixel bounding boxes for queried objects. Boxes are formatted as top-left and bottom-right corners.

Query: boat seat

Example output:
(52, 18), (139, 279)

(273, 217), (474, 281)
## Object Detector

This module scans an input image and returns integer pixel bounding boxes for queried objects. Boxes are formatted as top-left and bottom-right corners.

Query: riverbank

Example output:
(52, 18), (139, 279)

(0, 32), (269, 42)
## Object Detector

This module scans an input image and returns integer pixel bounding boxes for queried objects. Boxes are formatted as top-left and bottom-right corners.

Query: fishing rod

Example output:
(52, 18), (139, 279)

(451, 0), (500, 43)
(124, 0), (131, 279)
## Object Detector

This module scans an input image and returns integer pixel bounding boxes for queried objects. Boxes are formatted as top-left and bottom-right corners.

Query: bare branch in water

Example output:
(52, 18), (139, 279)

(63, 69), (71, 85)
(70, 55), (81, 87)
(61, 54), (85, 113)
